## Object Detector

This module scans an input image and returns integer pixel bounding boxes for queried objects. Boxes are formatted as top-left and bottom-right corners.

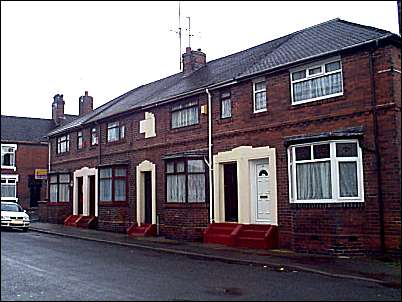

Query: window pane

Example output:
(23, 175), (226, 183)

(296, 161), (332, 200)
(188, 160), (205, 172)
(339, 162), (358, 197)
(50, 184), (58, 202)
(108, 127), (119, 142)
(188, 174), (205, 202)
(120, 125), (125, 139)
(293, 72), (342, 102)
(59, 174), (70, 183)
(172, 106), (199, 128)
(292, 70), (306, 81)
(59, 184), (69, 202)
(313, 144), (330, 159)
(255, 91), (266, 111)
(325, 61), (341, 72)
(221, 98), (231, 118)
(166, 162), (174, 173)
(255, 81), (265, 91)
(336, 143), (357, 157)
(308, 66), (322, 75)
(167, 175), (186, 202)
(114, 179), (126, 201)
(1, 184), (16, 198)
(50, 175), (58, 183)
(99, 179), (112, 201)
(115, 168), (126, 177)
(176, 161), (185, 173)
(108, 122), (119, 128)
(295, 146), (311, 161)
(100, 168), (112, 178)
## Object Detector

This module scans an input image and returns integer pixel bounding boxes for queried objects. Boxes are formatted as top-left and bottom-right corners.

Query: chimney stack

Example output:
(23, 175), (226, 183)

(79, 90), (93, 116)
(182, 47), (206, 75)
(52, 94), (65, 126)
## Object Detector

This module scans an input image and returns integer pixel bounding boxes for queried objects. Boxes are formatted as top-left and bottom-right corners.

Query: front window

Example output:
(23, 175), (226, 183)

(166, 159), (206, 203)
(220, 92), (232, 119)
(1, 144), (17, 169)
(99, 166), (127, 202)
(77, 131), (83, 150)
(290, 57), (343, 105)
(1, 176), (18, 201)
(91, 127), (98, 146)
(56, 135), (70, 154)
(49, 174), (70, 203)
(171, 100), (199, 129)
(288, 140), (363, 203)
(253, 79), (267, 113)
(107, 122), (125, 142)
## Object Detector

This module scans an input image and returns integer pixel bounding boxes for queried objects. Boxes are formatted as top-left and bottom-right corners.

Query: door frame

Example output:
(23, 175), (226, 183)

(136, 160), (156, 226)
(73, 167), (98, 216)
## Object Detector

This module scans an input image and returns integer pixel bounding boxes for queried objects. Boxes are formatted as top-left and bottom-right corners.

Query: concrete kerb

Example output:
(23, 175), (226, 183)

(29, 227), (392, 287)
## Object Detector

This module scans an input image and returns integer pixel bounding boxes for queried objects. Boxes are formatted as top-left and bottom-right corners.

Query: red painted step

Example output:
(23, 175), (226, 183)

(203, 223), (241, 246)
(64, 215), (80, 226)
(127, 223), (156, 237)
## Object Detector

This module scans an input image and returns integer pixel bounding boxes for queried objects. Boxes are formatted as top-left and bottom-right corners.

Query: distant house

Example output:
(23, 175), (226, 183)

(41, 19), (400, 256)
(1, 95), (77, 211)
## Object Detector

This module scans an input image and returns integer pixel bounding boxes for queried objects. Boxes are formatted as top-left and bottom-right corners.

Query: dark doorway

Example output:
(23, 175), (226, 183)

(224, 163), (238, 222)
(77, 177), (83, 215)
(28, 176), (42, 208)
(144, 171), (152, 224)
(89, 176), (96, 216)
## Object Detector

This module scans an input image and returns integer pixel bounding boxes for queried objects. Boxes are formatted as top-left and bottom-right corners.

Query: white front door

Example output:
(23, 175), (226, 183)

(251, 159), (272, 223)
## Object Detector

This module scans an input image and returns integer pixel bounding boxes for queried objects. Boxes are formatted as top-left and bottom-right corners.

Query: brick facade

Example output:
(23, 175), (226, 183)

(43, 41), (401, 255)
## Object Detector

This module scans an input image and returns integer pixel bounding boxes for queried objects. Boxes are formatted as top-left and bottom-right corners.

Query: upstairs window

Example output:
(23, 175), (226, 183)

(288, 140), (363, 203)
(1, 144), (17, 169)
(91, 127), (98, 146)
(56, 135), (70, 154)
(1, 175), (18, 201)
(107, 122), (125, 142)
(171, 100), (199, 129)
(253, 78), (267, 113)
(49, 173), (70, 203)
(77, 131), (83, 150)
(99, 166), (127, 202)
(290, 57), (343, 105)
(220, 92), (232, 119)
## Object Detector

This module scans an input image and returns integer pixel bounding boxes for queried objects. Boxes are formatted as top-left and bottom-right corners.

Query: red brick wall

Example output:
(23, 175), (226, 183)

(46, 44), (401, 254)
(1, 142), (48, 209)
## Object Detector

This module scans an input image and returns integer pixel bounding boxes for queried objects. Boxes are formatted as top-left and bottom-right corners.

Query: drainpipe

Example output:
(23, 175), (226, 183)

(206, 88), (214, 223)
(369, 40), (385, 255)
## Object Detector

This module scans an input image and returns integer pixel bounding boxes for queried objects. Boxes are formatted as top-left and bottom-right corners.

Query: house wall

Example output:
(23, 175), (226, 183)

(44, 43), (401, 255)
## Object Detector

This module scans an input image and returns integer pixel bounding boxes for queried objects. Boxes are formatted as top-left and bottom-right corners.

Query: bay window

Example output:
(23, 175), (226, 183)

(290, 57), (343, 105)
(288, 140), (363, 203)
(171, 100), (199, 129)
(166, 159), (206, 203)
(99, 166), (127, 202)
(49, 173), (70, 203)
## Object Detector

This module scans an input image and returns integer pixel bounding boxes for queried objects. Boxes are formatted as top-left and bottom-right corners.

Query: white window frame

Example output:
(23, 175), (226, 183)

(253, 77), (267, 113)
(1, 144), (17, 170)
(107, 122), (125, 142)
(290, 56), (344, 105)
(56, 135), (70, 154)
(288, 139), (364, 204)
(1, 174), (19, 201)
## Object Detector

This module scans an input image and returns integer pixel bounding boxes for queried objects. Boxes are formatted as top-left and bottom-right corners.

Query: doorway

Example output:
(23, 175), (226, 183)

(89, 175), (96, 216)
(144, 171), (152, 224)
(28, 175), (42, 208)
(77, 177), (83, 215)
(224, 163), (238, 222)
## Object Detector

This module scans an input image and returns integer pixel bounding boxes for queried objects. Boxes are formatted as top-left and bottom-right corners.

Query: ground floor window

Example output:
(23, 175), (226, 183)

(1, 175), (18, 201)
(49, 173), (70, 203)
(166, 158), (206, 203)
(288, 139), (363, 203)
(99, 166), (127, 202)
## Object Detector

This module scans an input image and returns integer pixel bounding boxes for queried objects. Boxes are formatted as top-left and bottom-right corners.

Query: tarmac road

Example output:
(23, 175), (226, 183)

(1, 229), (400, 301)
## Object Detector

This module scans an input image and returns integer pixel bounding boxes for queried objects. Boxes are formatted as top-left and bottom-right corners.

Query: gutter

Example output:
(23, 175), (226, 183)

(368, 40), (385, 255)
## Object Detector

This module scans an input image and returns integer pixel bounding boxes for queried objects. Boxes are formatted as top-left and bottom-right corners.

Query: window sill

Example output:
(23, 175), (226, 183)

(290, 200), (364, 208)
(106, 139), (127, 146)
(99, 202), (129, 207)
(249, 109), (270, 118)
(170, 123), (201, 133)
(217, 117), (233, 124)
(1, 166), (16, 171)
(164, 202), (208, 209)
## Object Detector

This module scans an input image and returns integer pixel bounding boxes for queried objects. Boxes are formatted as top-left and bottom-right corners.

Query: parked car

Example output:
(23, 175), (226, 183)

(1, 201), (30, 231)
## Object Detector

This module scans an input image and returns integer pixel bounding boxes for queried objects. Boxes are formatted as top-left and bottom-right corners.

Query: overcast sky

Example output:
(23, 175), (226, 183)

(1, 1), (400, 119)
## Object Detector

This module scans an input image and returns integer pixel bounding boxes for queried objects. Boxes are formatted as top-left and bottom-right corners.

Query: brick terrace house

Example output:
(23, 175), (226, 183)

(1, 95), (77, 212)
(41, 19), (401, 256)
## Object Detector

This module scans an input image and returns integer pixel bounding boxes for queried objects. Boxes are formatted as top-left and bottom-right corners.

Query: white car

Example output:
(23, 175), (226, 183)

(1, 201), (30, 231)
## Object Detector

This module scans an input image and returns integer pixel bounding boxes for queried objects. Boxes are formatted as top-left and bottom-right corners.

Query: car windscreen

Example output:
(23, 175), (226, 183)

(1, 203), (23, 212)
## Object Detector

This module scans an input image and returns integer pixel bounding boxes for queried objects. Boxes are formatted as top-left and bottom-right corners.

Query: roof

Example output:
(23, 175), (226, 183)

(48, 18), (399, 137)
(1, 114), (77, 143)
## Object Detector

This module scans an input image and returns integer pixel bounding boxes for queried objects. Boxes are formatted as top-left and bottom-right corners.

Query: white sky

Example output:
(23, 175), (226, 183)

(1, 1), (400, 119)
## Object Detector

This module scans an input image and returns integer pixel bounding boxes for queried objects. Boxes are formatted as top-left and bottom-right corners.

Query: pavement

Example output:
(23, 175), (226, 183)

(28, 222), (400, 288)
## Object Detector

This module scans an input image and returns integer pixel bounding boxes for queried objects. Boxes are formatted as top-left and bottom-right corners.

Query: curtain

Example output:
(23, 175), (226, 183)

(100, 179), (112, 201)
(255, 91), (266, 110)
(1, 184), (16, 198)
(167, 175), (186, 202)
(108, 127), (119, 142)
(221, 98), (231, 118)
(339, 162), (358, 197)
(293, 72), (342, 102)
(172, 106), (199, 128)
(114, 179), (126, 201)
(296, 161), (332, 200)
(59, 184), (69, 202)
(50, 184), (58, 202)
(188, 174), (205, 202)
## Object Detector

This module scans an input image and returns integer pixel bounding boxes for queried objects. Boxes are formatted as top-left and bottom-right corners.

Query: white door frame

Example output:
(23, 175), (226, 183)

(73, 167), (98, 216)
(136, 160), (156, 226)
